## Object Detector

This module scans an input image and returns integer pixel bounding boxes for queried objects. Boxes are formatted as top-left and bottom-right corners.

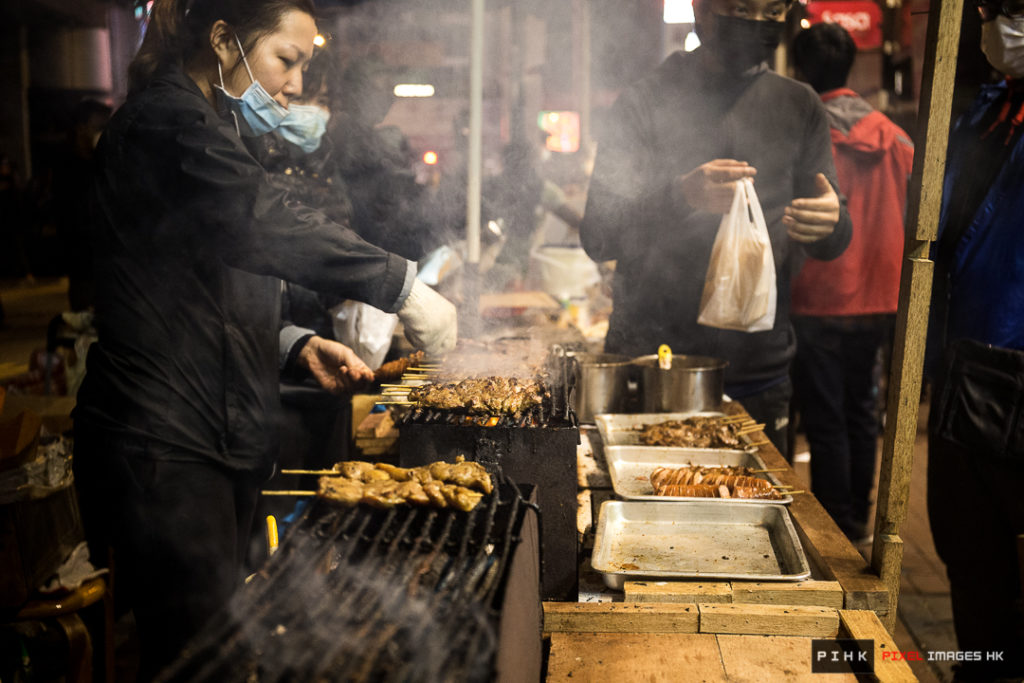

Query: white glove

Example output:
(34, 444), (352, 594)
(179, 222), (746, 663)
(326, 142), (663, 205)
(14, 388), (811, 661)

(397, 279), (458, 356)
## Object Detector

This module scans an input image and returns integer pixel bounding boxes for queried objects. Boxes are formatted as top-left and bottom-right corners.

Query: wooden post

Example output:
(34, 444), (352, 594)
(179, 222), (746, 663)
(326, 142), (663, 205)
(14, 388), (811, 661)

(871, 0), (963, 634)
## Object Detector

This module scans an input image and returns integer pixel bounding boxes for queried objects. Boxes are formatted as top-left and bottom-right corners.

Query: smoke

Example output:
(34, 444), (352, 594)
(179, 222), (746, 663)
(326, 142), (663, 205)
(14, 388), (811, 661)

(160, 502), (504, 682)
(315, 0), (612, 305)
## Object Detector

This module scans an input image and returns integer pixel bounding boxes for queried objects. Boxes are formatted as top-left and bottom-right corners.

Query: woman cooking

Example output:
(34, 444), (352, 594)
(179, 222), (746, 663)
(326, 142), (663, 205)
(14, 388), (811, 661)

(71, 0), (457, 679)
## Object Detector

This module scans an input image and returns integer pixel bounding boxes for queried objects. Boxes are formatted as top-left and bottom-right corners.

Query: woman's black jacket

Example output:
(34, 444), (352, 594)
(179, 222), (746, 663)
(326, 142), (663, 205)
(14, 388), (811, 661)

(75, 64), (414, 470)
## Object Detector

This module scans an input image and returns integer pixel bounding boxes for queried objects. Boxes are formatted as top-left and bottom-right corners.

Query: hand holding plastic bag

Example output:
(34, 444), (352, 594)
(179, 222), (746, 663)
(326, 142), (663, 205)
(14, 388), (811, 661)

(697, 178), (777, 332)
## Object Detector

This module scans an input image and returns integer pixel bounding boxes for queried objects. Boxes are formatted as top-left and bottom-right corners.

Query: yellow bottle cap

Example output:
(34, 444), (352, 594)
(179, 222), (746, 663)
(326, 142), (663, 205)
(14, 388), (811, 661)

(658, 344), (673, 370)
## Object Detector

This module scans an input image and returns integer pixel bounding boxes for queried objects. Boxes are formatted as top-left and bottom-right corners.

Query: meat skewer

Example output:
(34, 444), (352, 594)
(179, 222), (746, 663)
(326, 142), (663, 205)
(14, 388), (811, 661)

(649, 465), (783, 500)
(374, 351), (426, 383)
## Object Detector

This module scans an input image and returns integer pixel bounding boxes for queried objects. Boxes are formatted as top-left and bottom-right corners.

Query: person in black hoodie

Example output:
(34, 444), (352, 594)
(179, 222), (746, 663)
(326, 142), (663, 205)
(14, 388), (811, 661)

(72, 1), (456, 678)
(580, 0), (851, 455)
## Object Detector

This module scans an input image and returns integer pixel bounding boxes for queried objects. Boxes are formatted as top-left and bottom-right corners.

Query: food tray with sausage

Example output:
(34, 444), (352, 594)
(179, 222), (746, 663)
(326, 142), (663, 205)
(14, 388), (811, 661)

(594, 412), (760, 450)
(605, 446), (792, 504)
(591, 500), (810, 589)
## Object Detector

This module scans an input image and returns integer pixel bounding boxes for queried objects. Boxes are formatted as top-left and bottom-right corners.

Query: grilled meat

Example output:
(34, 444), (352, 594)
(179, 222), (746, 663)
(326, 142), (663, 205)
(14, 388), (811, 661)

(428, 459), (493, 494)
(406, 376), (546, 416)
(318, 456), (493, 510)
(374, 351), (426, 383)
(637, 417), (743, 448)
(649, 465), (781, 500)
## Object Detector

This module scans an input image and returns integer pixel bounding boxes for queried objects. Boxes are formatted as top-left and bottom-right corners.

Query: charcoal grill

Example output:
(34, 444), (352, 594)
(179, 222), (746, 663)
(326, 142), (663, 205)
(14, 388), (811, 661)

(157, 477), (541, 683)
(397, 345), (580, 601)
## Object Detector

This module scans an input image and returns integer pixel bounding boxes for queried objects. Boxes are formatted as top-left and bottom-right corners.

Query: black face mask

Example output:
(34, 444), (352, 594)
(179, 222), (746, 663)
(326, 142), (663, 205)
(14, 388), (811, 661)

(710, 14), (786, 74)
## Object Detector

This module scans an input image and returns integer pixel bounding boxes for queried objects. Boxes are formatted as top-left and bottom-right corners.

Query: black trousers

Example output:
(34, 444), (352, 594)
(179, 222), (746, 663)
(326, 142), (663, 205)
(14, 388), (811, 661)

(927, 339), (1024, 680)
(73, 425), (266, 682)
(792, 315), (891, 538)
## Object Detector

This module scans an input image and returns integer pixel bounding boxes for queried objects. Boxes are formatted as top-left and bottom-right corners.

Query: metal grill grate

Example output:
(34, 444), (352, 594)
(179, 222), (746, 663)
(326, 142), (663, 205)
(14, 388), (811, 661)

(157, 478), (531, 683)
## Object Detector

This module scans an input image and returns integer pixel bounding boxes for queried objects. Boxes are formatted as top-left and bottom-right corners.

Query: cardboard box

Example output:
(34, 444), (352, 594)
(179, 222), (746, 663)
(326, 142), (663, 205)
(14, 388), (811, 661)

(0, 394), (75, 437)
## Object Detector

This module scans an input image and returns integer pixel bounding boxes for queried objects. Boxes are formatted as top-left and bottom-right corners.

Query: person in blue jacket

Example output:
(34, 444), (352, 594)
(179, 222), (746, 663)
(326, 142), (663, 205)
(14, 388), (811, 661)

(927, 1), (1024, 678)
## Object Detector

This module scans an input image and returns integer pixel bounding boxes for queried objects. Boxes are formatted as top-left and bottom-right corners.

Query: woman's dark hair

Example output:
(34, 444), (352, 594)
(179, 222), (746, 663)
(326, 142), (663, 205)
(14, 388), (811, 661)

(791, 22), (857, 94)
(128, 0), (316, 94)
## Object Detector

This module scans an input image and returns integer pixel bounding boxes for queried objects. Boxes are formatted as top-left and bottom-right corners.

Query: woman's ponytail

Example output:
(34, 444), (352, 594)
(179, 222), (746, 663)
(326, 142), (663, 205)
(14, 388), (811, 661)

(127, 0), (193, 94)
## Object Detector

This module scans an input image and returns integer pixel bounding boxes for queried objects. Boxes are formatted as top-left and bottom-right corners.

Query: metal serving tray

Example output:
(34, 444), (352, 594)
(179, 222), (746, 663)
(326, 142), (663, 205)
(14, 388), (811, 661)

(594, 412), (756, 450)
(591, 500), (810, 589)
(605, 445), (792, 504)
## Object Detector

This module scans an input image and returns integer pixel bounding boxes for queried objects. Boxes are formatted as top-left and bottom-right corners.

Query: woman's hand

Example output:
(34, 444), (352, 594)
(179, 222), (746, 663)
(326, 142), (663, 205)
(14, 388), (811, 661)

(784, 173), (840, 243)
(298, 336), (374, 394)
(674, 159), (757, 214)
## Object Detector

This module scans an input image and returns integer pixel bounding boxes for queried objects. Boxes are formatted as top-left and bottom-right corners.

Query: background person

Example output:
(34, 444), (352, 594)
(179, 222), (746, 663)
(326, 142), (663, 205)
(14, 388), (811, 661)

(71, 0), (456, 678)
(580, 0), (852, 455)
(926, 0), (1024, 678)
(789, 22), (914, 544)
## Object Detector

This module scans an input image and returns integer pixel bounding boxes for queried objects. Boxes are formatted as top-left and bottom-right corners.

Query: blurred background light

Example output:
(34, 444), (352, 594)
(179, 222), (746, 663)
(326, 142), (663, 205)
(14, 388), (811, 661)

(663, 0), (695, 24)
(394, 84), (436, 98)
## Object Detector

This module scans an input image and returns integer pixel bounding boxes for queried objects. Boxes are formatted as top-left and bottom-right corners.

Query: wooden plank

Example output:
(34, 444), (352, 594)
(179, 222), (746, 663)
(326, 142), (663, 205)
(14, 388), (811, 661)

(876, 535), (904, 635)
(873, 0), (962, 622)
(479, 290), (561, 311)
(577, 426), (611, 488)
(730, 581), (844, 608)
(349, 394), (382, 440)
(903, 0), (962, 244)
(625, 581), (733, 604)
(698, 603), (839, 637)
(717, 634), (860, 682)
(547, 632), (727, 682)
(355, 410), (394, 439)
(839, 610), (917, 683)
(755, 441), (889, 612)
(543, 602), (698, 634)
(576, 489), (592, 546)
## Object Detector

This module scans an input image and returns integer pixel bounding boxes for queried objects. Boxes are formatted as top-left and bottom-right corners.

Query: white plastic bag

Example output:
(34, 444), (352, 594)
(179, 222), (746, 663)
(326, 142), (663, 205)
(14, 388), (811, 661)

(330, 301), (399, 369)
(697, 178), (777, 332)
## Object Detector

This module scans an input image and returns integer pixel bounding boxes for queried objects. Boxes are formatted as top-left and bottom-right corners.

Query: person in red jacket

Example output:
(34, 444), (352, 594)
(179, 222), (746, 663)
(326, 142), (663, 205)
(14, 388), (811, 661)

(789, 22), (914, 543)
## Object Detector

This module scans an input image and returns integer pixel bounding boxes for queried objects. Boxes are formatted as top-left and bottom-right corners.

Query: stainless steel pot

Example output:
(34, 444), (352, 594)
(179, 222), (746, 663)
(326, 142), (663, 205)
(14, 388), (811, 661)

(569, 352), (633, 422)
(631, 354), (727, 413)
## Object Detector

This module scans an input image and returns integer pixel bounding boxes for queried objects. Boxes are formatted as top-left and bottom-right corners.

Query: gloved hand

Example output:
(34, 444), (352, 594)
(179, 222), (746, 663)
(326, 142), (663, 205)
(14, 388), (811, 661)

(397, 279), (458, 356)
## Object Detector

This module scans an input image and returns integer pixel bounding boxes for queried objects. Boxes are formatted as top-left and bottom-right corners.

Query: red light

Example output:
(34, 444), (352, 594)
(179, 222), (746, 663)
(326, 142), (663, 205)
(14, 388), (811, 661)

(423, 151), (438, 165)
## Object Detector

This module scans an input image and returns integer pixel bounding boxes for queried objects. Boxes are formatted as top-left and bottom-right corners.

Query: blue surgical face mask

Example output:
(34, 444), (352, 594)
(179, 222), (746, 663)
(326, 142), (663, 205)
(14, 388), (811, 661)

(278, 103), (331, 153)
(215, 35), (289, 137)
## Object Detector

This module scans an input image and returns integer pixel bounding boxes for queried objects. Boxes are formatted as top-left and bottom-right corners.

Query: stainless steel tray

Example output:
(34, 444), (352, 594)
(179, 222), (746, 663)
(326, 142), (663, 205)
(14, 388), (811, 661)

(591, 500), (810, 589)
(594, 412), (756, 451)
(605, 445), (792, 504)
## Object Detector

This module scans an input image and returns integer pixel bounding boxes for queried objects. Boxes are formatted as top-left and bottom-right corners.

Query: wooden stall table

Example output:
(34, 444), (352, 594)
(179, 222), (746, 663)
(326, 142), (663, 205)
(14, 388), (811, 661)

(573, 400), (889, 618)
(544, 605), (915, 682)
(557, 400), (909, 680)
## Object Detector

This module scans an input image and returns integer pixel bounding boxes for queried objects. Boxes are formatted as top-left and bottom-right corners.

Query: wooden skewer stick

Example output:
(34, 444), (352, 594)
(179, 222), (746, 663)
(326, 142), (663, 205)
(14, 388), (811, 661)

(261, 490), (316, 496)
(379, 383), (411, 388)
(751, 468), (788, 473)
(783, 490), (806, 495)
(279, 469), (340, 476)
(719, 415), (752, 424)
(408, 367), (441, 372)
(378, 401), (416, 406)
(736, 423), (766, 434)
(746, 439), (770, 447)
